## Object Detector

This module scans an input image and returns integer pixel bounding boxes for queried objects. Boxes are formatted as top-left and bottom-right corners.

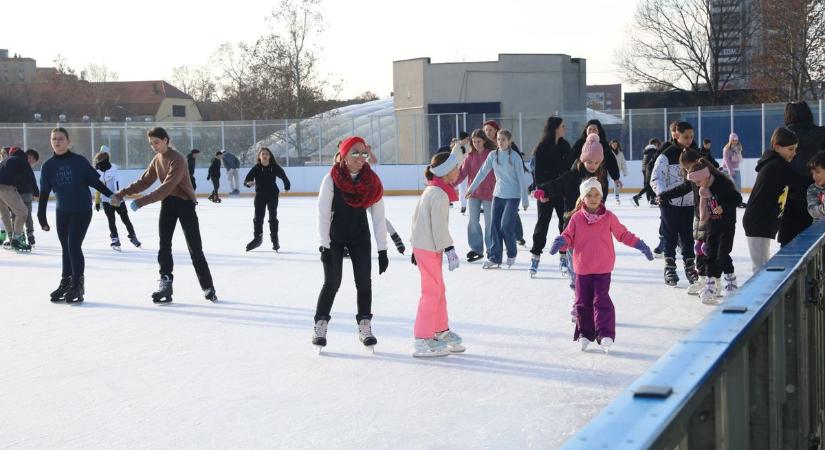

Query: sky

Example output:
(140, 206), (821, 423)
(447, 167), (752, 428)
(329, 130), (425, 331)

(4, 0), (638, 100)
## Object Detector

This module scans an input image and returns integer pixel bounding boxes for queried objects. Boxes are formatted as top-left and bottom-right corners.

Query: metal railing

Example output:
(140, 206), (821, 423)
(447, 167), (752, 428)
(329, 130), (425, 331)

(2, 101), (825, 171)
(562, 221), (825, 450)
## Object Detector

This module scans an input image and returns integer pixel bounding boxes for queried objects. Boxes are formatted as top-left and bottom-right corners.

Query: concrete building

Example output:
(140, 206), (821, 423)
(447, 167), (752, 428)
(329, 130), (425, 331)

(393, 54), (586, 160)
(0, 49), (37, 84)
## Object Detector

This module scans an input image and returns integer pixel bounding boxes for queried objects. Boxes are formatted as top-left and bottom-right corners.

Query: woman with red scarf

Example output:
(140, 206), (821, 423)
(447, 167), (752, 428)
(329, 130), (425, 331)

(312, 136), (388, 352)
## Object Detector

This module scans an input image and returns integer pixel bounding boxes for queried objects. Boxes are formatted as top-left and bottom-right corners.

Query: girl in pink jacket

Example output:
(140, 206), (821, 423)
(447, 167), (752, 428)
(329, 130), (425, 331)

(549, 178), (653, 352)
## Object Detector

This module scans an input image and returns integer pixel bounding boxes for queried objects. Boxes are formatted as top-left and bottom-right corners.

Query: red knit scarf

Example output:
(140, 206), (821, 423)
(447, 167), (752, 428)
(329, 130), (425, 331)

(429, 177), (459, 202)
(330, 162), (384, 209)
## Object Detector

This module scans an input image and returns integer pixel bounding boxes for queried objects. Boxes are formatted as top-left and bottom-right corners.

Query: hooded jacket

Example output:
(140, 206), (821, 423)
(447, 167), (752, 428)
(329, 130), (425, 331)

(651, 142), (695, 207)
(743, 150), (812, 238)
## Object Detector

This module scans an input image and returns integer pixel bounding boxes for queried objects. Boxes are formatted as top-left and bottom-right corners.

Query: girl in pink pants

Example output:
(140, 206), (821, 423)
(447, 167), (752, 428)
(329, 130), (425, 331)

(410, 147), (464, 357)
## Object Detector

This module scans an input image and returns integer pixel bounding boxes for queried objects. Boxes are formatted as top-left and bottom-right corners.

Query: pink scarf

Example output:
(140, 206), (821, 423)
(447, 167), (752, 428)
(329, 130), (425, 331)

(698, 175), (716, 222)
(430, 177), (459, 202)
(581, 204), (607, 224)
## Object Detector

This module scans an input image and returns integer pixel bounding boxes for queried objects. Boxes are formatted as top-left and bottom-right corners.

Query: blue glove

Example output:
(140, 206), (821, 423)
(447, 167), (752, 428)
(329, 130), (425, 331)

(635, 240), (654, 260)
(129, 200), (140, 212)
(548, 236), (567, 255)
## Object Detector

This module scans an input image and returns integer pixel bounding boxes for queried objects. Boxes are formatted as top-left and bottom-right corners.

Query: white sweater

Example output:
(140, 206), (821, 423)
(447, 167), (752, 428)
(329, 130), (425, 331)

(410, 185), (453, 252)
(316, 174), (388, 251)
(96, 164), (119, 203)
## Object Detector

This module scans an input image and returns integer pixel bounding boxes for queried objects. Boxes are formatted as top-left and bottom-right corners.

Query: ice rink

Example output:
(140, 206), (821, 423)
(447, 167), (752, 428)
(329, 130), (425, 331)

(0, 194), (763, 449)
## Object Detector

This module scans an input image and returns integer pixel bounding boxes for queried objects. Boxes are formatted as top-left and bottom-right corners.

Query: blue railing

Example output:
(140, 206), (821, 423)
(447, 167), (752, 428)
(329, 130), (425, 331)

(562, 221), (825, 450)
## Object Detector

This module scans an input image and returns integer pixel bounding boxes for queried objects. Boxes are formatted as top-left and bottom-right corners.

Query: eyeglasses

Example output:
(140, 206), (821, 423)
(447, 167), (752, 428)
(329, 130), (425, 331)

(348, 151), (369, 158)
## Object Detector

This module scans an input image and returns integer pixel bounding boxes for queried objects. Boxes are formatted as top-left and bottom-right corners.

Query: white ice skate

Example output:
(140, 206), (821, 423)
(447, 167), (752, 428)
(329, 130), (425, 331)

(111, 237), (121, 252)
(312, 319), (328, 353)
(434, 330), (465, 353)
(724, 273), (738, 293)
(600, 337), (613, 353)
(687, 276), (706, 296)
(413, 338), (450, 358)
(559, 254), (570, 278)
(579, 338), (594, 352)
(700, 278), (722, 305)
(482, 260), (501, 270)
(529, 255), (540, 278)
(506, 256), (516, 269)
(358, 319), (377, 353)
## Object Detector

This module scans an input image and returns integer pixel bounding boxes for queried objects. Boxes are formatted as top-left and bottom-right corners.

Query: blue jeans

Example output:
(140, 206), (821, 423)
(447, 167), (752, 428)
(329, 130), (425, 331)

(731, 170), (742, 191)
(467, 198), (492, 256)
(489, 197), (519, 263)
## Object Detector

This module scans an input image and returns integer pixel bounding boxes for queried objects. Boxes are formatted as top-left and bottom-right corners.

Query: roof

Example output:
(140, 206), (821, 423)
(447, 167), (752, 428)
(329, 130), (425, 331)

(95, 80), (192, 103)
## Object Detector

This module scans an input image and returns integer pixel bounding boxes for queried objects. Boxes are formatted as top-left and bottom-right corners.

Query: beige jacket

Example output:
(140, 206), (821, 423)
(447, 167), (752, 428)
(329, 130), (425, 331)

(410, 185), (453, 252)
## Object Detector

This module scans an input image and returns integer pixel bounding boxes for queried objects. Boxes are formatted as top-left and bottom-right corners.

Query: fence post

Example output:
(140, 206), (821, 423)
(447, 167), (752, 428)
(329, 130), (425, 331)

(628, 109), (633, 160)
(377, 115), (383, 164)
(284, 119), (290, 166)
(698, 106), (703, 143)
(663, 107), (669, 141)
(22, 123), (27, 152)
(455, 113), (460, 138)
(220, 121), (225, 150)
(761, 104), (766, 153)
(318, 120), (323, 166)
(518, 112), (524, 152)
(90, 122), (95, 160)
(124, 122), (129, 167)
(437, 114), (442, 148)
(412, 116), (418, 164)
(820, 99), (823, 126)
(462, 112), (467, 132)
(189, 123), (194, 151)
(482, 112), (487, 125)
(730, 104), (735, 133)
(252, 120), (257, 146)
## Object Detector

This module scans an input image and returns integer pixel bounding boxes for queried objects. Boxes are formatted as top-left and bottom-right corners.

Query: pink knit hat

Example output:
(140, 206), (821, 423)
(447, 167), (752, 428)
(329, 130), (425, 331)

(579, 134), (604, 163)
(729, 133), (739, 141)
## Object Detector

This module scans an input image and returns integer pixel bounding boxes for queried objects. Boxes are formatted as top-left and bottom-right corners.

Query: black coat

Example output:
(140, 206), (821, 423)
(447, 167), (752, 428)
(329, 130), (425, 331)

(743, 150), (811, 239)
(0, 152), (38, 195)
(538, 164), (609, 213)
(244, 162), (291, 195)
(704, 175), (742, 231)
(572, 136), (620, 181)
(186, 152), (197, 177)
(779, 122), (825, 244)
(641, 146), (658, 175)
(206, 158), (221, 180)
(699, 148), (720, 169)
(532, 137), (573, 186)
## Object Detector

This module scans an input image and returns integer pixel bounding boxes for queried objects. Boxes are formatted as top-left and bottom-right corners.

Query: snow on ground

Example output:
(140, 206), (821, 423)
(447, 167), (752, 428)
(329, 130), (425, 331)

(0, 194), (763, 449)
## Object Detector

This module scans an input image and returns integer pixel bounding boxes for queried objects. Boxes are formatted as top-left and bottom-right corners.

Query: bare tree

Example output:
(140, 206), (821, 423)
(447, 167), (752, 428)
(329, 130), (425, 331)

(81, 63), (120, 119)
(171, 65), (217, 103)
(211, 42), (258, 120)
(616, 0), (759, 104)
(752, 0), (825, 100)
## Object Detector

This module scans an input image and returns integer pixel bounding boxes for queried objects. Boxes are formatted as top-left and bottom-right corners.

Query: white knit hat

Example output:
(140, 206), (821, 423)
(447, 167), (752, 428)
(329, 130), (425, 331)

(579, 177), (603, 199)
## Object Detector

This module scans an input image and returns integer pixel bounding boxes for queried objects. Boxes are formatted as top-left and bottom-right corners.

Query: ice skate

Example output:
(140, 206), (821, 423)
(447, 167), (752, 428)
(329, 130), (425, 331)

(50, 276), (72, 303)
(664, 257), (679, 287)
(615, 196), (621, 206)
(152, 274), (173, 304)
(579, 338), (594, 352)
(413, 338), (449, 358)
(684, 258), (698, 285)
(687, 276), (706, 296)
(506, 256), (516, 269)
(272, 241), (280, 252)
(517, 238), (527, 247)
(203, 286), (218, 303)
(723, 273), (738, 293)
(27, 234), (35, 247)
(653, 241), (664, 259)
(245, 234), (262, 252)
(358, 318), (377, 351)
(0, 230), (5, 245)
(482, 260), (501, 270)
(559, 253), (570, 278)
(466, 251), (483, 263)
(600, 337), (613, 353)
(312, 319), (328, 352)
(529, 254), (540, 278)
(631, 195), (640, 207)
(700, 278), (721, 305)
(64, 276), (85, 305)
(434, 330), (465, 353)
(10, 234), (31, 252)
(111, 237), (121, 252)
(460, 206), (466, 215)
(128, 235), (141, 248)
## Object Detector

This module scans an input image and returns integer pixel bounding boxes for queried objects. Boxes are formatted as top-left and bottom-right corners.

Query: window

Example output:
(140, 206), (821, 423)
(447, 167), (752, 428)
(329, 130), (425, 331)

(172, 105), (186, 117)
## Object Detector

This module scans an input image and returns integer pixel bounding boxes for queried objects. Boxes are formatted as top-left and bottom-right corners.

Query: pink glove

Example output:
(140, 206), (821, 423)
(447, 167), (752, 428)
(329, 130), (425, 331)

(533, 189), (545, 201)
(694, 240), (705, 256)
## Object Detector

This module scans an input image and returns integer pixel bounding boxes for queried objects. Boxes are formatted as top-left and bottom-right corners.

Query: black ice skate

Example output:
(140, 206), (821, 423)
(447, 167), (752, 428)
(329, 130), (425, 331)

(272, 241), (280, 252)
(245, 234), (262, 252)
(203, 286), (218, 302)
(152, 274), (173, 304)
(64, 276), (85, 304)
(27, 234), (35, 246)
(684, 257), (699, 285)
(664, 257), (679, 287)
(128, 235), (141, 248)
(10, 235), (31, 252)
(50, 276), (72, 303)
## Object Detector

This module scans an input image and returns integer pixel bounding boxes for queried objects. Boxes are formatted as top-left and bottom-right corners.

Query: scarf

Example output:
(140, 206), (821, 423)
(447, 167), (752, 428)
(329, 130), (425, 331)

(330, 162), (384, 209)
(698, 175), (716, 222)
(429, 177), (458, 202)
(581, 204), (607, 225)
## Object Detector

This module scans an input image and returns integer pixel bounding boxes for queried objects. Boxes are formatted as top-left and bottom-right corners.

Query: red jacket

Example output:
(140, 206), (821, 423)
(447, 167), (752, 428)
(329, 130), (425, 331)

(455, 148), (495, 201)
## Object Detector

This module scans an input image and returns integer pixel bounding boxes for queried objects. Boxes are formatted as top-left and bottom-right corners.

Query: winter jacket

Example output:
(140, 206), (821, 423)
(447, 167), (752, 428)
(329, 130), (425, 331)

(455, 148), (495, 201)
(613, 150), (628, 177)
(538, 164), (609, 213)
(532, 138), (574, 186)
(572, 136), (621, 181)
(222, 152), (240, 170)
(698, 148), (720, 169)
(641, 145), (658, 175)
(743, 150), (811, 238)
(117, 148), (196, 208)
(722, 143), (744, 174)
(467, 148), (529, 208)
(651, 143), (695, 207)
(807, 183), (825, 221)
(207, 158), (221, 180)
(38, 151), (112, 215)
(0, 151), (38, 195)
(316, 173), (387, 251)
(701, 175), (742, 231)
(186, 152), (197, 178)
(410, 185), (453, 252)
(778, 122), (825, 245)
(658, 180), (704, 239)
(787, 123), (825, 177)
(244, 162), (291, 195)
(96, 163), (120, 203)
(561, 205), (640, 275)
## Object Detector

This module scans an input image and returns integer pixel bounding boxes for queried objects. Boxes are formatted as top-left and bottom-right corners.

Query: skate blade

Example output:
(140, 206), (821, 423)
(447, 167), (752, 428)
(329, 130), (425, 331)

(111, 246), (121, 252)
(364, 345), (375, 354)
(412, 351), (450, 358)
(447, 345), (466, 353)
(315, 346), (324, 354)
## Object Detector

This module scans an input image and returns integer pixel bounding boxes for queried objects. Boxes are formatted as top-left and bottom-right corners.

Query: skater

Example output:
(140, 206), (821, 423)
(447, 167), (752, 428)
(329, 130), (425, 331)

(222, 150), (241, 195)
(110, 127), (217, 304)
(651, 121), (698, 287)
(529, 116), (573, 277)
(699, 139), (720, 168)
(466, 129), (529, 269)
(93, 150), (141, 250)
(411, 150), (464, 357)
(455, 129), (496, 262)
(632, 138), (660, 206)
(313, 136), (388, 351)
(780, 101), (825, 246)
(549, 178), (653, 352)
(571, 120), (623, 193)
(455, 132), (471, 214)
(38, 128), (116, 303)
(482, 120), (528, 246)
(608, 139), (628, 204)
(0, 146), (37, 252)
(7, 147), (39, 247)
(807, 151), (825, 221)
(206, 150), (223, 203)
(186, 148), (200, 190)
(243, 147), (291, 251)
(743, 127), (808, 273)
(684, 162), (742, 303)
(722, 133), (744, 204)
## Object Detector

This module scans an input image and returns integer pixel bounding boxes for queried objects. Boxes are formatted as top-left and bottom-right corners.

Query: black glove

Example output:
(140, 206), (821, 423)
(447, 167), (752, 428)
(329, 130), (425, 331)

(319, 246), (331, 264)
(95, 203), (100, 212)
(390, 232), (405, 254)
(378, 250), (389, 274)
(411, 254), (417, 266)
(284, 183), (291, 192)
(38, 210), (50, 232)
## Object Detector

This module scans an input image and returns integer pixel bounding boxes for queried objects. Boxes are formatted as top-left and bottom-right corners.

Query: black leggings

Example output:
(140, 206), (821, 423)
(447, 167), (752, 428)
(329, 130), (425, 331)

(530, 198), (565, 255)
(660, 204), (696, 260)
(56, 209), (93, 278)
(253, 193), (279, 242)
(158, 197), (213, 289)
(102, 202), (136, 238)
(705, 224), (735, 278)
(636, 171), (655, 201)
(315, 241), (372, 322)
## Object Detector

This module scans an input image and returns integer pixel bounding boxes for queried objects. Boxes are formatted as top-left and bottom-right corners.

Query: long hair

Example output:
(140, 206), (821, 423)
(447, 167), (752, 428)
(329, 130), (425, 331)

(469, 128), (496, 153)
(578, 119), (606, 142)
(495, 129), (514, 165)
(785, 101), (814, 127)
(256, 147), (279, 166)
(573, 159), (606, 181)
(532, 116), (564, 157)
(609, 139), (622, 155)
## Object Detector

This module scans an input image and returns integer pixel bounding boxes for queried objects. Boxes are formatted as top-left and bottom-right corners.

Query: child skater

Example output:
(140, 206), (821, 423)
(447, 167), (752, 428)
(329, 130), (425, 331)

(410, 150), (464, 357)
(807, 151), (825, 222)
(685, 162), (742, 304)
(465, 129), (529, 269)
(549, 178), (653, 352)
(243, 147), (291, 252)
(93, 149), (141, 251)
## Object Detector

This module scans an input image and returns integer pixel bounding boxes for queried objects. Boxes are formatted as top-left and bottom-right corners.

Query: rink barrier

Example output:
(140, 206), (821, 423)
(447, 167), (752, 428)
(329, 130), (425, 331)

(562, 221), (825, 450)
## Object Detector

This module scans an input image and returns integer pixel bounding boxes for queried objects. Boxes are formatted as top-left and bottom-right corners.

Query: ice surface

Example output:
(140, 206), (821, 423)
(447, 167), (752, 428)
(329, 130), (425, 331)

(0, 194), (762, 449)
